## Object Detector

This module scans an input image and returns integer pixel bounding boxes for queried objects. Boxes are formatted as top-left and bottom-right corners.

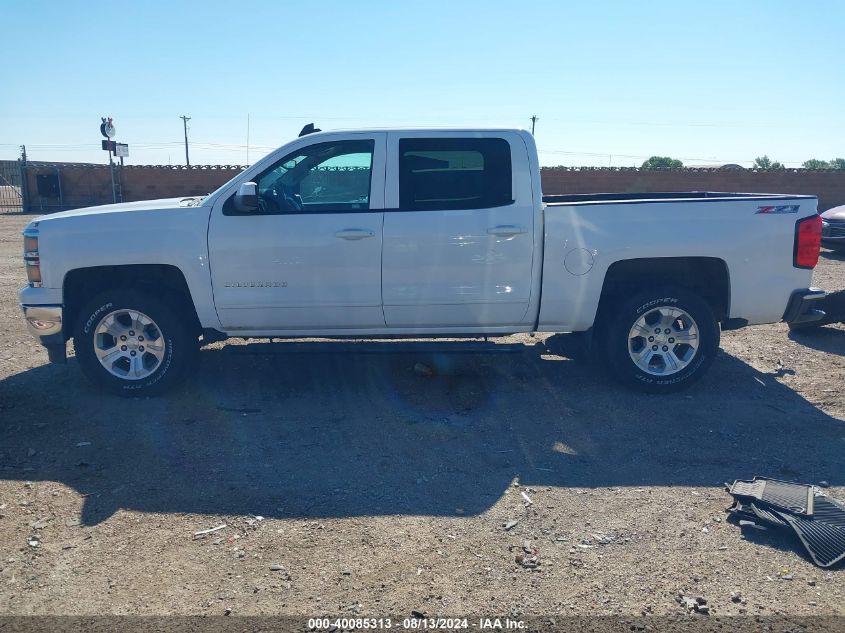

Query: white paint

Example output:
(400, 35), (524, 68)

(564, 248), (595, 276)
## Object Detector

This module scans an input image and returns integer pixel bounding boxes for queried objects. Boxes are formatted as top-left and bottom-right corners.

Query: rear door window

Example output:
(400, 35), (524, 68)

(398, 138), (512, 211)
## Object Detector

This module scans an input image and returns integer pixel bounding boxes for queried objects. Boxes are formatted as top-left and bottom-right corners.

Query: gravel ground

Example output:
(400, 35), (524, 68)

(0, 212), (843, 619)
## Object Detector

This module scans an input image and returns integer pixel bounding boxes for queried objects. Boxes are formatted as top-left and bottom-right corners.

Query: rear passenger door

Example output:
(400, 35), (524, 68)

(382, 132), (535, 328)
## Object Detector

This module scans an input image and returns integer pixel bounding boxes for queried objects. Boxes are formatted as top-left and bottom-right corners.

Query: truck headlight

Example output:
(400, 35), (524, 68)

(23, 227), (41, 287)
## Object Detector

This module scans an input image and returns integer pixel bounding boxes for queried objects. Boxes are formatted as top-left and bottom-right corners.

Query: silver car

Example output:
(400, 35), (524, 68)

(821, 204), (845, 249)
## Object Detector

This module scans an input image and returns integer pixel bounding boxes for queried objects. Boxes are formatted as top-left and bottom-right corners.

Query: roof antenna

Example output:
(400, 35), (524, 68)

(298, 123), (321, 137)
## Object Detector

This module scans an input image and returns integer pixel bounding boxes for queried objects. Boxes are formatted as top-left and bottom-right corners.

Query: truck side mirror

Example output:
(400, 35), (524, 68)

(234, 182), (259, 213)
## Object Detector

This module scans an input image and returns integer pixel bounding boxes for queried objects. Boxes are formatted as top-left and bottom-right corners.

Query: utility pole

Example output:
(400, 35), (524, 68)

(180, 115), (191, 166)
(530, 115), (539, 135)
(19, 145), (29, 213)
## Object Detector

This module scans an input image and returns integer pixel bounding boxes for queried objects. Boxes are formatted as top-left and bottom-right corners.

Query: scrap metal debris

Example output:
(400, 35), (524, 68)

(676, 594), (709, 615)
(727, 477), (845, 568)
(193, 524), (227, 539)
(515, 541), (540, 568)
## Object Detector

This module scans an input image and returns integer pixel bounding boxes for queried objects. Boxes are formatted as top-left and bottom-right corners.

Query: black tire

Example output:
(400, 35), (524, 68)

(601, 286), (720, 393)
(73, 289), (197, 396)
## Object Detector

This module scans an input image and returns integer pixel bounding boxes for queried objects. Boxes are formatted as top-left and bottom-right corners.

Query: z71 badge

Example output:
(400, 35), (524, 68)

(756, 205), (800, 214)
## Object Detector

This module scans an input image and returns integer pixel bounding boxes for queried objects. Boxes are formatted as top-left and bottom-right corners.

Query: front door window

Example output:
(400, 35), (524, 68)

(250, 140), (375, 214)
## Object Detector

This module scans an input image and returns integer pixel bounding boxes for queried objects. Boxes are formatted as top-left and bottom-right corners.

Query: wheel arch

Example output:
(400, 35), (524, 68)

(594, 257), (730, 329)
(63, 264), (201, 339)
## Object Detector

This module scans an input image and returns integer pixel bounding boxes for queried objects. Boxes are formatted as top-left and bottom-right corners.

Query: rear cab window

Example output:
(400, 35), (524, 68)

(398, 138), (513, 211)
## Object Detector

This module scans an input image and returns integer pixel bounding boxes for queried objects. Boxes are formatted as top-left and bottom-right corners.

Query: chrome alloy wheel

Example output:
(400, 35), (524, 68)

(93, 309), (166, 380)
(627, 306), (699, 376)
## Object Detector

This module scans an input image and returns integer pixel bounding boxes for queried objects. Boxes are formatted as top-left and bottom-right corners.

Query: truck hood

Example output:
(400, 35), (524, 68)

(34, 197), (203, 222)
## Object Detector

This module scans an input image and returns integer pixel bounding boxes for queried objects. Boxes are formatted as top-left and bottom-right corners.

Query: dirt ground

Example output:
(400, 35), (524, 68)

(0, 211), (843, 620)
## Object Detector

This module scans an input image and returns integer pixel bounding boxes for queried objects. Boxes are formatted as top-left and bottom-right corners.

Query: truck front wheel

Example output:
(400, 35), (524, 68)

(602, 286), (719, 393)
(73, 290), (197, 396)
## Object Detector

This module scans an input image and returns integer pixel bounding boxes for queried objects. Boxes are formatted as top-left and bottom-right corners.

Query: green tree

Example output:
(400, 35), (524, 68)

(828, 158), (845, 170)
(641, 156), (683, 169)
(753, 155), (784, 169)
(802, 158), (830, 170)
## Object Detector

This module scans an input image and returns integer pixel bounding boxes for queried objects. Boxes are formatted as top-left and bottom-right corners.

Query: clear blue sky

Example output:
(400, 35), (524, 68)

(1, 1), (842, 167)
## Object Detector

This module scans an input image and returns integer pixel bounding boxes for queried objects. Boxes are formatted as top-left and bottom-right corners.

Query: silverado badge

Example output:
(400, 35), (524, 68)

(223, 281), (288, 288)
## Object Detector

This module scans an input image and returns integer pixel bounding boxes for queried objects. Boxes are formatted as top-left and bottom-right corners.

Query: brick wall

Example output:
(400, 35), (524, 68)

(540, 167), (845, 211)
(21, 162), (845, 213)
(121, 165), (245, 202)
(23, 163), (245, 213)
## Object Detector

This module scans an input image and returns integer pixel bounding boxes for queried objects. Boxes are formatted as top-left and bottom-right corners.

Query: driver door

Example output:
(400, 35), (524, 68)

(208, 133), (386, 331)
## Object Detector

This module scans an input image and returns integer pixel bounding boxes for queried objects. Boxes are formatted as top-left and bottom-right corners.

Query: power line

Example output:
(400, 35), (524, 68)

(2, 140), (822, 167)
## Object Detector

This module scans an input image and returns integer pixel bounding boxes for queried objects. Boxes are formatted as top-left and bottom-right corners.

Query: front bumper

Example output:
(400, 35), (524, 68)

(22, 304), (63, 341)
(21, 304), (66, 363)
(782, 288), (827, 325)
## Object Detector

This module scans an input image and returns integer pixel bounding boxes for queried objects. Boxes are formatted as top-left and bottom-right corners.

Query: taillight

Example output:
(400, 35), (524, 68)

(794, 214), (822, 269)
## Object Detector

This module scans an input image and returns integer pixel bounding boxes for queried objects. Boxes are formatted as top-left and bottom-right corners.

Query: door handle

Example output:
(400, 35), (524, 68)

(335, 229), (375, 240)
(487, 225), (526, 237)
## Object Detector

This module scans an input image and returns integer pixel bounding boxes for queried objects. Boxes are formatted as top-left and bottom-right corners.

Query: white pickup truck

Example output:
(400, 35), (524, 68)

(20, 127), (826, 395)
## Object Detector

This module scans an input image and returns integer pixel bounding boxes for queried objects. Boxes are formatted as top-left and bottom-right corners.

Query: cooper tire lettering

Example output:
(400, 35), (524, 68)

(73, 291), (196, 396)
(603, 286), (719, 394)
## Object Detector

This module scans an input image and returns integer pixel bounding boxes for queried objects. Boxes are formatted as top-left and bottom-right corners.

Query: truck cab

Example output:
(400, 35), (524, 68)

(207, 129), (541, 333)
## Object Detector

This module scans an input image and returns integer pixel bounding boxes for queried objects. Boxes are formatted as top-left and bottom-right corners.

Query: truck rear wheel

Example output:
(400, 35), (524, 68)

(602, 286), (719, 393)
(73, 290), (197, 396)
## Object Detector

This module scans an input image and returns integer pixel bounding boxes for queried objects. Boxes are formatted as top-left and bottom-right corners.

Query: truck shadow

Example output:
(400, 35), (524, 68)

(788, 325), (845, 357)
(821, 247), (845, 262)
(787, 289), (845, 356)
(0, 337), (843, 525)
